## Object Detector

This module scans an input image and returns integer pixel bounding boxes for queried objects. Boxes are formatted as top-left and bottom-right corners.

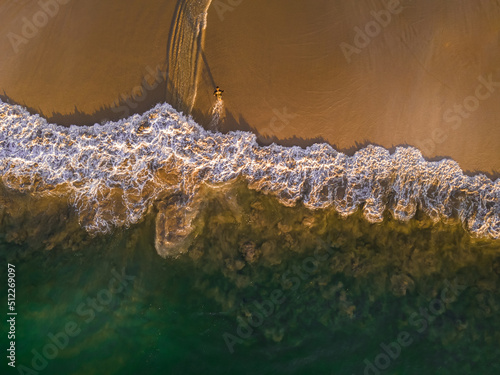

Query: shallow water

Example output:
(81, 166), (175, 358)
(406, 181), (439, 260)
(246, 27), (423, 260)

(1, 183), (499, 375)
(0, 100), (498, 255)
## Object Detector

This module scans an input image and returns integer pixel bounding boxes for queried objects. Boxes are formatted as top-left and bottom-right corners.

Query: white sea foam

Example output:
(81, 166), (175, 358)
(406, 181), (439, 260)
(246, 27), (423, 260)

(0, 100), (498, 246)
(209, 99), (224, 130)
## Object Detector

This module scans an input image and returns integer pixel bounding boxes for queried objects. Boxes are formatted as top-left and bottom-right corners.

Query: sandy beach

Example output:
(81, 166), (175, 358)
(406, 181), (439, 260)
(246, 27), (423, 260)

(0, 0), (499, 175)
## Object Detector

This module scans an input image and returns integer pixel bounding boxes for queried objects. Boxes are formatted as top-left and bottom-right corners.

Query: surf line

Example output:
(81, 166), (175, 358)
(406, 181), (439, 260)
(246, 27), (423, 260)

(165, 0), (213, 115)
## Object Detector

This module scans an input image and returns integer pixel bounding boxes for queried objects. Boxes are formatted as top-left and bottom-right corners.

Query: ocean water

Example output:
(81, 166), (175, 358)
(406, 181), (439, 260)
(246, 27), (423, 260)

(1, 182), (499, 375)
(0, 100), (499, 374)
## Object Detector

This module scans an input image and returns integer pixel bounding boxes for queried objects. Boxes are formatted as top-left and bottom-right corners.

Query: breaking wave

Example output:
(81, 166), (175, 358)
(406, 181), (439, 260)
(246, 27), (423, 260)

(0, 100), (498, 254)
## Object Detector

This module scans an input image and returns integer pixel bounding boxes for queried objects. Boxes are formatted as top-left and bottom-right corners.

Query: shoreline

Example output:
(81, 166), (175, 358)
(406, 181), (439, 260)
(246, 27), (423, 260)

(1, 95), (497, 181)
(1, 100), (499, 246)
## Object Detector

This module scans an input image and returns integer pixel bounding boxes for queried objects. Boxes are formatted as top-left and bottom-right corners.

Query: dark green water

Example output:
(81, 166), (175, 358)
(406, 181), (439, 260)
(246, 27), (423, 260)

(1, 184), (499, 375)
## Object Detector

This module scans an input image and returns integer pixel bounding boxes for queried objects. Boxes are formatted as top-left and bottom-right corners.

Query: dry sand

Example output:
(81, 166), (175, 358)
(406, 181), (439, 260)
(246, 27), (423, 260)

(0, 0), (499, 175)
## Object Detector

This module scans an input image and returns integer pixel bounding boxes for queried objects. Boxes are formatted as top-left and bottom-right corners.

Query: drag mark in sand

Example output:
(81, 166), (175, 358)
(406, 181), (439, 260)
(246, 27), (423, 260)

(165, 0), (213, 114)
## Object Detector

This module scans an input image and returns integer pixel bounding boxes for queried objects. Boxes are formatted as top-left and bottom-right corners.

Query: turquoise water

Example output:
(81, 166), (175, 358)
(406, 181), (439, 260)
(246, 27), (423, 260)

(1, 184), (499, 375)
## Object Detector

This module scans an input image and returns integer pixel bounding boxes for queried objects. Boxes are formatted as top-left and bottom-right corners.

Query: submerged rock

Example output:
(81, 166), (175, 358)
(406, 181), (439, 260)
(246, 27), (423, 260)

(278, 222), (292, 234)
(154, 195), (201, 258)
(390, 274), (415, 296)
(225, 258), (245, 271)
(261, 241), (281, 265)
(239, 241), (261, 263)
(302, 215), (316, 228)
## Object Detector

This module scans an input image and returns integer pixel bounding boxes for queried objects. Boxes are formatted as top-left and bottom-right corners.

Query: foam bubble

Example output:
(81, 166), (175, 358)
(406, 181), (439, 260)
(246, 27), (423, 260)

(0, 100), (498, 251)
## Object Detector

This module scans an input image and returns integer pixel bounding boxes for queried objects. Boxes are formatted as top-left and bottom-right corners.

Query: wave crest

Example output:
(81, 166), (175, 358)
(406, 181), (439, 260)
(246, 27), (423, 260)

(0, 100), (498, 255)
